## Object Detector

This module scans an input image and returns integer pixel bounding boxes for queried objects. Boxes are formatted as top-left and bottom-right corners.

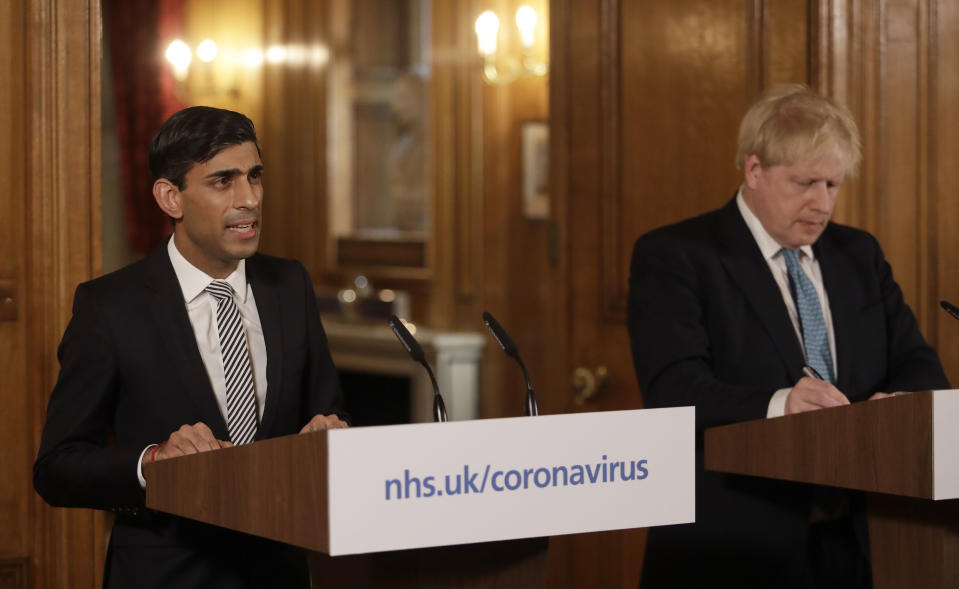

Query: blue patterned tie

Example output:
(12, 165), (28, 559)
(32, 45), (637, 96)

(781, 248), (835, 383)
(206, 280), (258, 445)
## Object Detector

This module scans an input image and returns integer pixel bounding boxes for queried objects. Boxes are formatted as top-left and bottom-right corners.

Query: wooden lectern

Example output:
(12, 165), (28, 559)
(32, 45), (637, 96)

(143, 430), (547, 588)
(143, 409), (695, 588)
(704, 390), (959, 589)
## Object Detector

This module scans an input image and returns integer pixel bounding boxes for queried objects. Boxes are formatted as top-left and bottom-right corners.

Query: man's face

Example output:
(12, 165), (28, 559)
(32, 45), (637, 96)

(169, 141), (263, 278)
(742, 154), (846, 249)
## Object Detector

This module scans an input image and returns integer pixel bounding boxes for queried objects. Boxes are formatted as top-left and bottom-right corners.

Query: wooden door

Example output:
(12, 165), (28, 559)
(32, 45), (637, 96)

(2, 1), (106, 588)
(546, 0), (810, 585)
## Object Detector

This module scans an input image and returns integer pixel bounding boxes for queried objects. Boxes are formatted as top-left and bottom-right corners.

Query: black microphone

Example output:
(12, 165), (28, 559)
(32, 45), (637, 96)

(482, 311), (539, 416)
(940, 300), (959, 322)
(388, 315), (447, 422)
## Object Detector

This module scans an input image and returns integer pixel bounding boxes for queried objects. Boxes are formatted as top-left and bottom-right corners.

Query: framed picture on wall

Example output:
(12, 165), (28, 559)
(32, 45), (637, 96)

(521, 120), (550, 220)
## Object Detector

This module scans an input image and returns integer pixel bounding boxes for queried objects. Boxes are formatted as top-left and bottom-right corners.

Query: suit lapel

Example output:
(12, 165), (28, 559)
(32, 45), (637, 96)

(143, 241), (229, 438)
(814, 230), (855, 393)
(716, 200), (805, 383)
(247, 256), (284, 439)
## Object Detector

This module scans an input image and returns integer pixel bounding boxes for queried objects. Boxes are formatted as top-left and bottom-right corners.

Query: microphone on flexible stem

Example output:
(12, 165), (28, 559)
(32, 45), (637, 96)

(482, 311), (539, 417)
(940, 300), (959, 322)
(388, 314), (448, 422)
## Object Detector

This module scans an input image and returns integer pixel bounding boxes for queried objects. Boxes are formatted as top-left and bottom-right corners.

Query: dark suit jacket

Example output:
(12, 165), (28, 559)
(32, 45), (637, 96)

(627, 198), (948, 588)
(34, 240), (345, 588)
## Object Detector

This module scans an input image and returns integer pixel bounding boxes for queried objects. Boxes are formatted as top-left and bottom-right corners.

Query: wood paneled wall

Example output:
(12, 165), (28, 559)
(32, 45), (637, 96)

(29, 2), (108, 587)
(3, 0), (959, 587)
(259, 0), (329, 276)
(444, 0), (557, 419)
(1, 1), (107, 588)
(549, 0), (959, 586)
(0, 0), (29, 584)
(933, 1), (959, 381)
(816, 0), (959, 383)
(548, 0), (959, 413)
(256, 0), (556, 419)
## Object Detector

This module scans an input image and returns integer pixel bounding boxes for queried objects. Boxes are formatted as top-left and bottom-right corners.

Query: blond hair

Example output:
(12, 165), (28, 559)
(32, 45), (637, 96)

(735, 84), (861, 176)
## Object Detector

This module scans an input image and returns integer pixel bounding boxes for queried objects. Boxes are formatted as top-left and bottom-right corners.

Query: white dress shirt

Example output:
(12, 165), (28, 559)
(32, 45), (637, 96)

(137, 238), (269, 487)
(735, 190), (837, 417)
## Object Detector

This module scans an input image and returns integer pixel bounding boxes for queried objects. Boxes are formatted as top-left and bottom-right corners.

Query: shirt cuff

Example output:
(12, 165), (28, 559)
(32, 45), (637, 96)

(137, 444), (158, 489)
(767, 388), (791, 418)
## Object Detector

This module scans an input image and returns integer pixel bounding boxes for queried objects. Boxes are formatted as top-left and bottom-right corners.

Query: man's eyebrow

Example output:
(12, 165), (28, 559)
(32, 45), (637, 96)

(205, 168), (242, 179)
(204, 164), (263, 179)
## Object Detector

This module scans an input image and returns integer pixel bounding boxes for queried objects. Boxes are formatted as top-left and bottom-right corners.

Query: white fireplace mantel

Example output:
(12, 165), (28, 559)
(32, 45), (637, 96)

(322, 319), (486, 422)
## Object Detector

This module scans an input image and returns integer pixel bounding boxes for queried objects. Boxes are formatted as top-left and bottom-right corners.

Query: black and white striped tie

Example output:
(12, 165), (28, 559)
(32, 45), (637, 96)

(206, 280), (258, 445)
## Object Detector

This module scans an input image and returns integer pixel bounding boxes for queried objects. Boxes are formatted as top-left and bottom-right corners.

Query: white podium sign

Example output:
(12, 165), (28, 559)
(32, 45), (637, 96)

(933, 389), (959, 499)
(326, 407), (694, 555)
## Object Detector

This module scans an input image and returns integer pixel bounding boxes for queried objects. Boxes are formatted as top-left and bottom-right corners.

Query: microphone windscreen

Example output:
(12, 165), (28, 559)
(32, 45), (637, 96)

(388, 315), (426, 363)
(939, 301), (959, 319)
(941, 300), (959, 322)
(482, 311), (518, 357)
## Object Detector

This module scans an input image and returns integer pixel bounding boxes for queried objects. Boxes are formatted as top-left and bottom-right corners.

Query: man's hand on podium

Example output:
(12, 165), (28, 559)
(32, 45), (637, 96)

(151, 422), (232, 463)
(785, 377), (850, 414)
(300, 413), (349, 434)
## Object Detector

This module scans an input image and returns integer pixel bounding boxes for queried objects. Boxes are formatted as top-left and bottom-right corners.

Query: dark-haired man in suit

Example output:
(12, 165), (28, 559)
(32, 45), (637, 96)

(628, 85), (948, 588)
(35, 106), (347, 588)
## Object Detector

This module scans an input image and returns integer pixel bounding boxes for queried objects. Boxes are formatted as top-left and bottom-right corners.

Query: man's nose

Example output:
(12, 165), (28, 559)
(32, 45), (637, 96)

(811, 182), (832, 211)
(234, 178), (260, 209)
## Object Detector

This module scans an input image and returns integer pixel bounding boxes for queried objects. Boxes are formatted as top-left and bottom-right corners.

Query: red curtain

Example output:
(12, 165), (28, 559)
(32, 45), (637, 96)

(105, 0), (184, 254)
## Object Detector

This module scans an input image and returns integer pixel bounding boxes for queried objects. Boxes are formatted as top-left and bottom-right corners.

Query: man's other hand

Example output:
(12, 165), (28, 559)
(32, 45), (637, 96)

(785, 377), (850, 414)
(300, 414), (349, 434)
(153, 422), (232, 462)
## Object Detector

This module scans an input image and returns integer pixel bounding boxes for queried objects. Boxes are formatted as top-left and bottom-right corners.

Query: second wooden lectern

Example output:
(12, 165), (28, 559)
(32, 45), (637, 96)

(705, 389), (959, 589)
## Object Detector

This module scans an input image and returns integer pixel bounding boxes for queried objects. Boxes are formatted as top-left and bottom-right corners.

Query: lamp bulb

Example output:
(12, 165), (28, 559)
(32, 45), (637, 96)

(474, 11), (500, 57)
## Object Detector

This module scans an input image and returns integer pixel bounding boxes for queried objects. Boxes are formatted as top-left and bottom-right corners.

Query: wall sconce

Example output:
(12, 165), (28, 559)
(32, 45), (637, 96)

(474, 6), (548, 86)
(165, 38), (247, 99)
(164, 38), (329, 100)
(165, 39), (193, 81)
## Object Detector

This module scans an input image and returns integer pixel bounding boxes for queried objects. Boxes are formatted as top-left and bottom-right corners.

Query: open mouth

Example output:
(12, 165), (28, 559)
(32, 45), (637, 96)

(227, 220), (258, 236)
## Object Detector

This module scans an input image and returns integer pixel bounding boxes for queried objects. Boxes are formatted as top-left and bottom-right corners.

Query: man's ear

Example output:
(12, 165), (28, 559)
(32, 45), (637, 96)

(153, 179), (183, 220)
(743, 154), (763, 190)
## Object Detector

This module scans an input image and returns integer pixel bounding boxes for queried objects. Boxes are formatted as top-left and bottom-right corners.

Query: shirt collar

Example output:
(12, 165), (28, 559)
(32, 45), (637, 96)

(736, 187), (815, 263)
(167, 237), (248, 304)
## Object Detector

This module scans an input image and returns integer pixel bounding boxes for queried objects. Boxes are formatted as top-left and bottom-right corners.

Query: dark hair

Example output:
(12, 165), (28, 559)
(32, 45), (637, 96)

(148, 106), (261, 190)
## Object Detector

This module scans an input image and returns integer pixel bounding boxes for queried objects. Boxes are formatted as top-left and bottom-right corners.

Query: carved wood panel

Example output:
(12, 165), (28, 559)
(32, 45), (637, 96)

(0, 0), (29, 568)
(554, 0), (959, 585)
(25, 1), (107, 588)
(260, 0), (328, 277)
(821, 0), (956, 381)
(933, 0), (959, 385)
(0, 559), (29, 589)
(600, 0), (812, 321)
(556, 0), (809, 586)
(5, 1), (958, 588)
